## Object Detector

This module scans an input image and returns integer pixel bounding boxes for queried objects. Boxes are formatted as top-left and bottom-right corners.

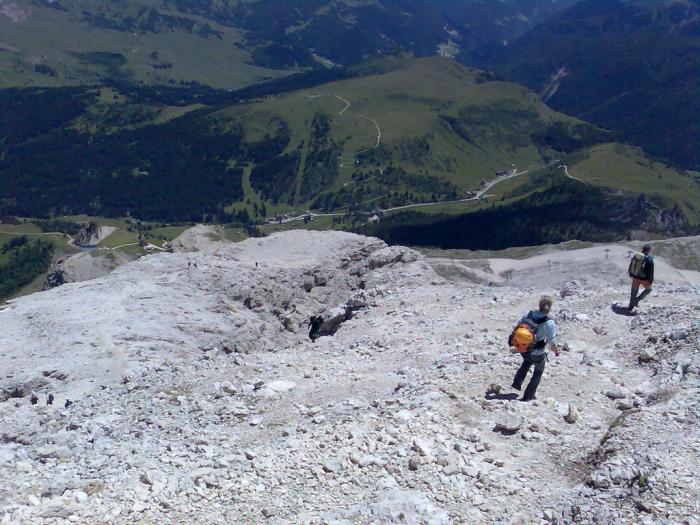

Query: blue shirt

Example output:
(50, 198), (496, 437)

(521, 310), (556, 346)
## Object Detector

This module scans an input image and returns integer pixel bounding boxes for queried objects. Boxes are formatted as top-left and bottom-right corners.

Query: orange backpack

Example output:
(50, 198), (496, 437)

(509, 312), (547, 353)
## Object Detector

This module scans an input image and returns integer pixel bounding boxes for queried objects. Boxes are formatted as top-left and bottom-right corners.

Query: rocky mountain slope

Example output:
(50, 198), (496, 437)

(0, 230), (698, 524)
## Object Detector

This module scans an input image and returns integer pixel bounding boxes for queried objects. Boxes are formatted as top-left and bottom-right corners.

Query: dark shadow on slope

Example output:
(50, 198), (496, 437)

(484, 392), (519, 401)
(492, 426), (520, 436)
(612, 303), (637, 317)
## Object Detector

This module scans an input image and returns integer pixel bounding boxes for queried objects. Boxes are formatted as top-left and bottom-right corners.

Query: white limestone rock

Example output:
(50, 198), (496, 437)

(0, 231), (698, 524)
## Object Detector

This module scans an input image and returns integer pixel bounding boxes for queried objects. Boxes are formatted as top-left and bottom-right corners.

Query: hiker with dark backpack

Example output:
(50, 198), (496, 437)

(509, 296), (559, 402)
(628, 244), (654, 311)
(308, 315), (323, 342)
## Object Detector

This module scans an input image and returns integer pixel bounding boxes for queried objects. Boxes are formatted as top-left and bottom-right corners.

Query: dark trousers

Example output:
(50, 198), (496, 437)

(512, 353), (545, 400)
(629, 279), (652, 309)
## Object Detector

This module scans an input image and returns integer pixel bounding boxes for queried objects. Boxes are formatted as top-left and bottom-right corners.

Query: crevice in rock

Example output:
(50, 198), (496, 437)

(0, 377), (49, 402)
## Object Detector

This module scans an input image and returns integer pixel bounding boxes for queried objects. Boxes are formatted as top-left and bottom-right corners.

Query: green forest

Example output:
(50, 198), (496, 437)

(0, 88), (252, 222)
(360, 181), (695, 250)
(0, 237), (54, 300)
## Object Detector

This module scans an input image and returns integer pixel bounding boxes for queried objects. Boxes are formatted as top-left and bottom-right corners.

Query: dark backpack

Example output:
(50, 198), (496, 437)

(629, 252), (647, 279)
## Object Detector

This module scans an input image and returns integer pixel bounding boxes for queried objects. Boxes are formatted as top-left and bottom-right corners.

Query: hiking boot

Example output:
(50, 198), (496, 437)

(520, 395), (536, 402)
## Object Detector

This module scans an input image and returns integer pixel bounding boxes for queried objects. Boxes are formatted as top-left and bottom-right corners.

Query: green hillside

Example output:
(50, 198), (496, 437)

(0, 0), (288, 89)
(0, 55), (696, 250)
(0, 56), (613, 222)
(2, 1), (697, 257)
(387, 139), (700, 222)
(213, 57), (609, 215)
(566, 143), (700, 222)
(0, 0), (576, 88)
(361, 148), (700, 251)
(0, 221), (77, 300)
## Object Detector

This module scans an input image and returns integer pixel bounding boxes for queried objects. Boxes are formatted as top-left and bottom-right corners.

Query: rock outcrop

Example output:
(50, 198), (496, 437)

(43, 251), (134, 290)
(168, 225), (228, 253)
(73, 221), (102, 246)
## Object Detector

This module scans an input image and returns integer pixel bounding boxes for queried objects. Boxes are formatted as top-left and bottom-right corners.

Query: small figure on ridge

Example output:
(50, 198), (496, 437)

(309, 316), (323, 342)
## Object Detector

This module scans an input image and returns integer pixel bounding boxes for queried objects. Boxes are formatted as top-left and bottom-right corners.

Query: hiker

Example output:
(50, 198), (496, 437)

(509, 295), (559, 401)
(628, 245), (654, 311)
(309, 316), (323, 342)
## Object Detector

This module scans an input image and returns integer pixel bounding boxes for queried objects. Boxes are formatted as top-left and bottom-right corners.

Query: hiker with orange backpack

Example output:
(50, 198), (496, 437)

(509, 296), (559, 402)
(628, 244), (654, 311)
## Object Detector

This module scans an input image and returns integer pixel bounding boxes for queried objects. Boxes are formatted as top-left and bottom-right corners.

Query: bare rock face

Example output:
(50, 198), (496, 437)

(368, 246), (419, 270)
(487, 383), (502, 396)
(639, 347), (657, 363)
(44, 252), (133, 290)
(73, 221), (100, 246)
(560, 280), (579, 298)
(1, 231), (699, 525)
(168, 225), (228, 253)
(494, 414), (524, 433)
(605, 388), (628, 400)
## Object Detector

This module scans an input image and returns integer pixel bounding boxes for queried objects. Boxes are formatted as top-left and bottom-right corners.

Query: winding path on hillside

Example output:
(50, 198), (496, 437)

(0, 230), (71, 239)
(562, 164), (589, 185)
(284, 93), (538, 223)
(0, 229), (165, 253)
(264, 169), (530, 227)
(262, 210), (346, 226)
(304, 93), (382, 168)
(379, 169), (528, 214)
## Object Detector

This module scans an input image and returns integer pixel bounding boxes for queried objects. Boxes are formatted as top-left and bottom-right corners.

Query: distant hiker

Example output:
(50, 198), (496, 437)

(64, 399), (73, 409)
(509, 296), (560, 402)
(47, 393), (54, 405)
(309, 316), (323, 342)
(628, 245), (654, 311)
(30, 394), (38, 405)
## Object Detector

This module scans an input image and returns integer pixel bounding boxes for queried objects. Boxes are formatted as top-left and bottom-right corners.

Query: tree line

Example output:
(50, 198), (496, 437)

(359, 182), (672, 250)
(0, 238), (54, 300)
